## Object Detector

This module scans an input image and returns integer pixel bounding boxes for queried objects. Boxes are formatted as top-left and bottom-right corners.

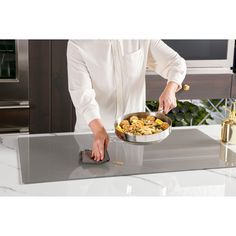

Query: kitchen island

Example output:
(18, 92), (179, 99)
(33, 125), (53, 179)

(1, 125), (236, 196)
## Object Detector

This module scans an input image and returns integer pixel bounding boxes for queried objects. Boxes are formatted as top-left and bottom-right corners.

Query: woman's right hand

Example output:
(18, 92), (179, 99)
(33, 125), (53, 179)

(89, 119), (109, 161)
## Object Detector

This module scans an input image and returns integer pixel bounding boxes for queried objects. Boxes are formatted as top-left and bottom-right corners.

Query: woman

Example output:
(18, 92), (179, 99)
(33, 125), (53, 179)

(67, 40), (186, 161)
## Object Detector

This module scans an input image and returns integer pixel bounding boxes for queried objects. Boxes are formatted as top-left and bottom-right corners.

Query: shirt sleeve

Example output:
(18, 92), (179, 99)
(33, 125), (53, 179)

(147, 40), (187, 90)
(67, 40), (101, 125)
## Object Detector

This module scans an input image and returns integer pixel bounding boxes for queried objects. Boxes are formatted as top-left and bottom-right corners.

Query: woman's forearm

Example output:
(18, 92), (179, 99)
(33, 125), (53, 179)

(88, 119), (105, 134)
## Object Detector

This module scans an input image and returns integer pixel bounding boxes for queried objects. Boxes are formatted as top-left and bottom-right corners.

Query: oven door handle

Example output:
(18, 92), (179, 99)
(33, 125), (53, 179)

(0, 101), (29, 109)
(0, 127), (29, 133)
(0, 105), (29, 109)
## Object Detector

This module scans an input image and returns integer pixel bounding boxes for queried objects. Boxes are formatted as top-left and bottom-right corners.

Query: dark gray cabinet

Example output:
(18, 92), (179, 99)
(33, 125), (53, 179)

(29, 40), (235, 133)
(51, 40), (75, 132)
(29, 40), (52, 133)
(146, 74), (233, 100)
(230, 74), (236, 98)
(29, 40), (75, 134)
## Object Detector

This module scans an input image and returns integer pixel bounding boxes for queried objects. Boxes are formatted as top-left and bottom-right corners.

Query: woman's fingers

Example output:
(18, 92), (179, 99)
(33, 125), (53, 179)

(97, 140), (104, 161)
(91, 127), (109, 162)
(159, 96), (177, 114)
(92, 140), (105, 161)
(91, 143), (99, 161)
(159, 86), (178, 114)
(164, 102), (176, 114)
(168, 100), (177, 112)
(159, 99), (169, 114)
(158, 99), (164, 112)
(163, 101), (169, 114)
(171, 102), (177, 110)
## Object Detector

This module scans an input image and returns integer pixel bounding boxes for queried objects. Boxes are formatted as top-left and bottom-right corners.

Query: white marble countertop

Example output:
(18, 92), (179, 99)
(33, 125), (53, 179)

(1, 125), (236, 196)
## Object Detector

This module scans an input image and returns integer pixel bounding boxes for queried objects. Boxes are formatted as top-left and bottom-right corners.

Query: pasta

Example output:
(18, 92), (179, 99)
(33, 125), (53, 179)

(116, 115), (170, 136)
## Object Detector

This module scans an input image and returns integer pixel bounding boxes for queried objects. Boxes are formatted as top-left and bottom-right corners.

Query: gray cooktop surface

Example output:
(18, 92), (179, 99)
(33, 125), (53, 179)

(17, 129), (236, 184)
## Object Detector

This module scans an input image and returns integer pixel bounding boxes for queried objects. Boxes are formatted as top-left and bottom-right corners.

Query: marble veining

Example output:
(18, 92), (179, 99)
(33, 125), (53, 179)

(132, 175), (167, 189)
(0, 185), (19, 192)
(0, 160), (19, 170)
(0, 185), (27, 194)
(206, 169), (236, 180)
(0, 141), (16, 151)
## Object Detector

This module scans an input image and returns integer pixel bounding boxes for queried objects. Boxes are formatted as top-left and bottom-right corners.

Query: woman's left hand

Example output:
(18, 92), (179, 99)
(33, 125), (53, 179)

(158, 81), (179, 114)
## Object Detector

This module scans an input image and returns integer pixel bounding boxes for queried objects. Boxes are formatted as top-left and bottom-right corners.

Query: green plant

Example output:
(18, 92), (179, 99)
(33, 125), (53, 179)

(201, 99), (225, 111)
(146, 100), (213, 126)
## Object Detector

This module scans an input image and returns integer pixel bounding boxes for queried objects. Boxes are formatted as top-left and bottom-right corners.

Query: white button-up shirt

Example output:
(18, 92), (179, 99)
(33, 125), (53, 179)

(67, 40), (186, 132)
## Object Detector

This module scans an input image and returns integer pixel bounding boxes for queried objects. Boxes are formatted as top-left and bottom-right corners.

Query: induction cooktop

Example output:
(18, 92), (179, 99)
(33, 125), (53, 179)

(17, 129), (236, 184)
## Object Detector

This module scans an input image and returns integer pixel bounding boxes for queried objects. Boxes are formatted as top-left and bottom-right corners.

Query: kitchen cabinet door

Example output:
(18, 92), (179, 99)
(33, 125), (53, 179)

(29, 40), (76, 134)
(51, 40), (75, 132)
(29, 40), (52, 133)
(230, 74), (236, 98)
(146, 74), (233, 100)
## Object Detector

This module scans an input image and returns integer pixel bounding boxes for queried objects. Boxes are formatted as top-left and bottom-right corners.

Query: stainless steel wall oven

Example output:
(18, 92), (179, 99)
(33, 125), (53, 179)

(0, 40), (29, 133)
